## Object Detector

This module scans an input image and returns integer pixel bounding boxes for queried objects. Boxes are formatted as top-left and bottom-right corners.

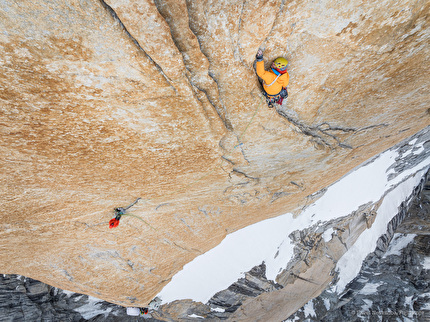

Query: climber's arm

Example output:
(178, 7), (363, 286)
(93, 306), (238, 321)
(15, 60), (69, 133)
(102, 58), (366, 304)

(256, 60), (273, 84)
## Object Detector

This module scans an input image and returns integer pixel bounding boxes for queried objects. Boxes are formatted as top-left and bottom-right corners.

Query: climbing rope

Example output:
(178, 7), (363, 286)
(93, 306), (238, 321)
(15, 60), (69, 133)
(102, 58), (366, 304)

(235, 95), (264, 148)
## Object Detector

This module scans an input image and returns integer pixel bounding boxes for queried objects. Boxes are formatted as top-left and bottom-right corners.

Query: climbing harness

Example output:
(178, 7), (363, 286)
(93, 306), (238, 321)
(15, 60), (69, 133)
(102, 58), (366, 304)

(263, 87), (288, 108)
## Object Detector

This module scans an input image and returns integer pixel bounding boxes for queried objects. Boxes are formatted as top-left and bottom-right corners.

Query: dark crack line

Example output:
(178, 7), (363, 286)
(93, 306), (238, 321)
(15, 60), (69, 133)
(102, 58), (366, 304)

(232, 168), (260, 181)
(290, 273), (319, 285)
(317, 122), (389, 148)
(277, 109), (389, 149)
(276, 108), (336, 149)
(183, 1), (234, 131)
(221, 155), (236, 165)
(185, 72), (232, 131)
(98, 0), (177, 93)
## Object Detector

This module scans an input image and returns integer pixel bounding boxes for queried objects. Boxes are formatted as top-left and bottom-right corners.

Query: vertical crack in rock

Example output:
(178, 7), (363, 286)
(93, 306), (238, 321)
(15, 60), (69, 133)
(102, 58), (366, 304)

(184, 0), (233, 131)
(97, 0), (177, 93)
(259, 0), (287, 48)
(153, 0), (233, 132)
(206, 71), (233, 131)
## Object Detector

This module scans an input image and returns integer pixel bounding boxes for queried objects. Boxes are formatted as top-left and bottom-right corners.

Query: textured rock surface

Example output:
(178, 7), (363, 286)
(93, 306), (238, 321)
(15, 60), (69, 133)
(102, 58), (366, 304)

(0, 274), (163, 321)
(1, 165), (428, 321)
(1, 0), (429, 306)
(0, 134), (428, 320)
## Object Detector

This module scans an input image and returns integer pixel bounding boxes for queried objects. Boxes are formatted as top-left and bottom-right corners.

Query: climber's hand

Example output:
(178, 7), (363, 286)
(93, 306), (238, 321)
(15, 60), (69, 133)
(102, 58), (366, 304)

(256, 49), (264, 60)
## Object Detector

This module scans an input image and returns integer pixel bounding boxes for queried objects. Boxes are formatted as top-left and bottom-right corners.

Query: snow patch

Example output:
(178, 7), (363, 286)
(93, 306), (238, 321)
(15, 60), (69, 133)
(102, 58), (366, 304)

(188, 314), (204, 319)
(422, 257), (430, 270)
(383, 233), (416, 257)
(73, 296), (112, 319)
(211, 307), (225, 313)
(334, 169), (427, 294)
(323, 298), (331, 310)
(409, 138), (418, 145)
(359, 282), (383, 295)
(303, 301), (316, 318)
(157, 212), (298, 304)
(413, 144), (425, 155)
(404, 295), (414, 310)
(322, 228), (334, 242)
(361, 299), (373, 311)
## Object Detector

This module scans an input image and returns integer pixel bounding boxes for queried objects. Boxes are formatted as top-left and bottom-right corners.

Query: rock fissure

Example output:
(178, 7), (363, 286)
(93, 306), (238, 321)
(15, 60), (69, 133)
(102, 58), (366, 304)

(278, 108), (391, 150)
(98, 0), (177, 93)
(259, 0), (287, 49)
(153, 0), (232, 132)
(276, 108), (346, 149)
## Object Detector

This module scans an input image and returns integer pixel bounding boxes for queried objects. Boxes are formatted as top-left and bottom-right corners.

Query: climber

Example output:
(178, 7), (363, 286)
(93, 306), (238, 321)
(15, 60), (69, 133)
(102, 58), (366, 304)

(109, 198), (141, 229)
(255, 49), (289, 108)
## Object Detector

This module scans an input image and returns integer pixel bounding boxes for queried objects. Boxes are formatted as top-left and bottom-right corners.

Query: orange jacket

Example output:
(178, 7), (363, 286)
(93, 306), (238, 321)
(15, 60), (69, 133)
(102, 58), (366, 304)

(256, 60), (289, 95)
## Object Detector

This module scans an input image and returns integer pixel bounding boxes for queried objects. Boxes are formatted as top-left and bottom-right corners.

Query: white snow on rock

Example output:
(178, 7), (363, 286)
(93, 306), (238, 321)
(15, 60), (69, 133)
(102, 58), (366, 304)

(60, 289), (75, 298)
(359, 282), (384, 295)
(303, 301), (316, 318)
(333, 168), (426, 294)
(322, 228), (335, 242)
(422, 257), (430, 270)
(211, 307), (225, 313)
(361, 299), (373, 311)
(126, 307), (141, 316)
(383, 233), (417, 258)
(73, 296), (112, 319)
(157, 136), (430, 304)
(323, 298), (331, 310)
(188, 314), (204, 319)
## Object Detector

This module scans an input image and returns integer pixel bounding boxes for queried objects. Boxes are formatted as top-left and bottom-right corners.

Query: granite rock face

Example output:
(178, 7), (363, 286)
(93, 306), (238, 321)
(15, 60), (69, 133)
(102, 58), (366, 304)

(1, 0), (429, 306)
(0, 133), (428, 321)
(1, 166), (428, 321)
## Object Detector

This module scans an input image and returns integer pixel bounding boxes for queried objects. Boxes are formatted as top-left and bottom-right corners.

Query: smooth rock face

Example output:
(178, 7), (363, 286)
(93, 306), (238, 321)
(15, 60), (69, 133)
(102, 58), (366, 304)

(0, 0), (429, 306)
